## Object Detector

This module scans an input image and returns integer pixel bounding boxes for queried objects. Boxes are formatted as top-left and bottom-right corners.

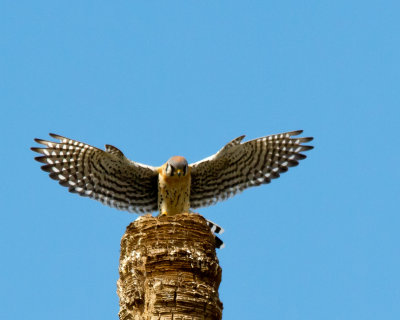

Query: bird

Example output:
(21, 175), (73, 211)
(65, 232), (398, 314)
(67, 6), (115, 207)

(31, 130), (313, 217)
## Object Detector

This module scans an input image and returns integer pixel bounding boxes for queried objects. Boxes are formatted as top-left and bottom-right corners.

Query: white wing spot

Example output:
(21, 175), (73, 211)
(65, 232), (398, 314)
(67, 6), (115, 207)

(58, 174), (66, 180)
(43, 150), (50, 156)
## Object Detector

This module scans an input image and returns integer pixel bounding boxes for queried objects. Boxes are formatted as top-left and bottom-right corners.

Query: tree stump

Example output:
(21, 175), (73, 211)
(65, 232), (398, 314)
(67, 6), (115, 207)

(117, 213), (223, 320)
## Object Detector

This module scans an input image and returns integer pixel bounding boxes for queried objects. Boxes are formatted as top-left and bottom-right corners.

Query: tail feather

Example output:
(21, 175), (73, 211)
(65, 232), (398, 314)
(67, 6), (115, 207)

(215, 235), (225, 249)
(206, 219), (225, 249)
(206, 219), (224, 234)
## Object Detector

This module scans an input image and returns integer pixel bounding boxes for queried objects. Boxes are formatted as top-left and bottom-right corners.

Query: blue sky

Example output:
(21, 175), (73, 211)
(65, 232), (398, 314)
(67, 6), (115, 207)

(1, 1), (399, 319)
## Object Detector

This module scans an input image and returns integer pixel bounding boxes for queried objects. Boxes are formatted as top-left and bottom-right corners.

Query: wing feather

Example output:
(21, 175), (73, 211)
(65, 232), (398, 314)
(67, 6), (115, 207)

(32, 134), (159, 213)
(189, 130), (313, 208)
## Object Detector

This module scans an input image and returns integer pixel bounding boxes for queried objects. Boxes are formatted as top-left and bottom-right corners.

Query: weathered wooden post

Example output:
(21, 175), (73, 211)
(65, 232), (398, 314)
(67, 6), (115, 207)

(117, 213), (223, 320)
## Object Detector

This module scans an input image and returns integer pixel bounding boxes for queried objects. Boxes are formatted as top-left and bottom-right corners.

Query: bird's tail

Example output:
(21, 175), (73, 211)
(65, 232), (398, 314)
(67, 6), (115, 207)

(206, 219), (225, 249)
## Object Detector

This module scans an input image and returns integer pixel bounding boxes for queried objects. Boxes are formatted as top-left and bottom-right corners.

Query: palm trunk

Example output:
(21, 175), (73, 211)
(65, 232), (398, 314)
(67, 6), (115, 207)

(117, 213), (223, 320)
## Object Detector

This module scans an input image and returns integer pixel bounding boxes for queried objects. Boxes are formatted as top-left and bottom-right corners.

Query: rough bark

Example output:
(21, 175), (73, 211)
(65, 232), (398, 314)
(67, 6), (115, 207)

(117, 213), (223, 320)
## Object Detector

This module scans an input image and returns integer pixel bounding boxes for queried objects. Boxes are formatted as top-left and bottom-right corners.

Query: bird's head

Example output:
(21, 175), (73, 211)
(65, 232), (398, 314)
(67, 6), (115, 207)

(164, 156), (189, 178)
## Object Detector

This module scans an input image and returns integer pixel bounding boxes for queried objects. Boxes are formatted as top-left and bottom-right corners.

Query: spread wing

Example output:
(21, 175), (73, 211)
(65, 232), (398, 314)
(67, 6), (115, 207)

(31, 134), (159, 213)
(189, 130), (313, 208)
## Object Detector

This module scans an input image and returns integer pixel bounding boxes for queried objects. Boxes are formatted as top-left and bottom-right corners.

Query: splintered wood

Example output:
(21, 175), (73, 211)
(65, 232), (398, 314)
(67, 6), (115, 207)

(117, 213), (223, 320)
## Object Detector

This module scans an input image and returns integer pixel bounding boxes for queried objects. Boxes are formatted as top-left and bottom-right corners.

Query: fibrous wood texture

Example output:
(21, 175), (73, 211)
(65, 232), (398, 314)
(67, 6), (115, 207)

(117, 213), (223, 320)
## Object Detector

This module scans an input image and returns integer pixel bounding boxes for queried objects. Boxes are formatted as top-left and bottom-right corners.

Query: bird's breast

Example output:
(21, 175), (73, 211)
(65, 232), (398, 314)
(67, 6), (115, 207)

(158, 174), (191, 216)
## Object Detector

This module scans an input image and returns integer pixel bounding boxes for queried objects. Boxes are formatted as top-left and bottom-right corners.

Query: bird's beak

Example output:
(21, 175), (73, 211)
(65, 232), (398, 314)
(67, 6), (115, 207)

(176, 169), (182, 177)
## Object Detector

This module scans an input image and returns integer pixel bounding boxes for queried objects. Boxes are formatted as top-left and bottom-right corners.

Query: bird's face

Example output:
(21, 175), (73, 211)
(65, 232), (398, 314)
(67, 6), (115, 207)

(164, 156), (188, 178)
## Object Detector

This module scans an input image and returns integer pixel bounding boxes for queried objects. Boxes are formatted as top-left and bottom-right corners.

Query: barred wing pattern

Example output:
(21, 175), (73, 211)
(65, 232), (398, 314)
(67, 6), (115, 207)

(32, 134), (159, 213)
(189, 130), (313, 208)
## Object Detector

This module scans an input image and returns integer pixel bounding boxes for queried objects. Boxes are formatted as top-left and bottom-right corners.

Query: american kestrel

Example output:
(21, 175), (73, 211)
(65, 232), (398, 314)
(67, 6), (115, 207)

(31, 130), (313, 216)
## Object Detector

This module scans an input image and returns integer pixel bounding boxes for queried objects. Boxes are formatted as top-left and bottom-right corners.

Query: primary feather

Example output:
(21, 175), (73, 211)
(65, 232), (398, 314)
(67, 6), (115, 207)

(32, 134), (159, 213)
(189, 130), (313, 208)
